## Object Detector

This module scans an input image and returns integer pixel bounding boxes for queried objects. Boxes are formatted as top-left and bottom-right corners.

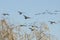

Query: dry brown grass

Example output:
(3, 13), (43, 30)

(0, 19), (57, 40)
(0, 19), (17, 40)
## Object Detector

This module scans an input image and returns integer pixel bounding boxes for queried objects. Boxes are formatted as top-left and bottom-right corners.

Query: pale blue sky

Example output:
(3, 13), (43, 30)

(0, 0), (60, 40)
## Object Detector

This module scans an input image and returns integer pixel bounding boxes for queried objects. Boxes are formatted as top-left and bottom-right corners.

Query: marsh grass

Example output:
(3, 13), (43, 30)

(0, 19), (57, 40)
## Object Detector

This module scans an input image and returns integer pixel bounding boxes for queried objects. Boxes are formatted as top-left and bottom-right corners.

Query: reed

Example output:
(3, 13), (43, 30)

(0, 19), (57, 40)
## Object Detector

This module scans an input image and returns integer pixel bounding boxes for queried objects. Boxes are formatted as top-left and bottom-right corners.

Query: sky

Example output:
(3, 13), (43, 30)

(0, 0), (60, 40)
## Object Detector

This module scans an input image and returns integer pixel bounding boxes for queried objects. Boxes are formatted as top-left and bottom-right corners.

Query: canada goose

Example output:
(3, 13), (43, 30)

(42, 12), (46, 14)
(23, 15), (30, 19)
(29, 28), (34, 31)
(48, 21), (56, 24)
(18, 11), (22, 15)
(19, 24), (26, 26)
(31, 25), (38, 28)
(2, 13), (9, 16)
(54, 10), (60, 12)
(47, 12), (57, 15)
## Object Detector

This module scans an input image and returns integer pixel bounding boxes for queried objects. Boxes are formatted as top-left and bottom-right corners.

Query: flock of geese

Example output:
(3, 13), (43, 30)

(1, 10), (60, 31)
(2, 10), (60, 20)
(35, 10), (60, 15)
